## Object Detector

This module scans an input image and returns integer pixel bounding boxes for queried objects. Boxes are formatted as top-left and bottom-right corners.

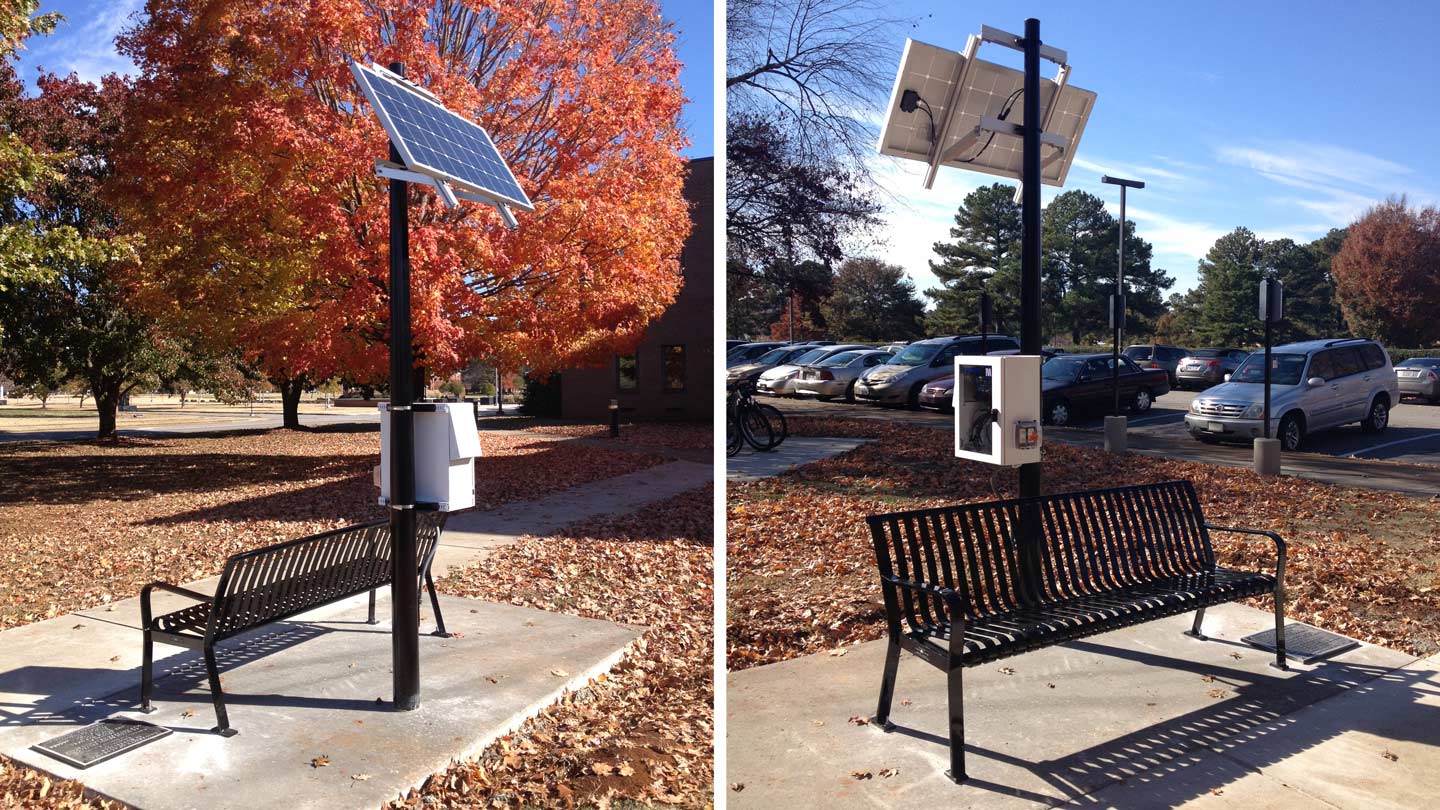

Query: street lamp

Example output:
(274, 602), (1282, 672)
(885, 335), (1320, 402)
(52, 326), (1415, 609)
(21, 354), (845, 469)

(1100, 174), (1143, 452)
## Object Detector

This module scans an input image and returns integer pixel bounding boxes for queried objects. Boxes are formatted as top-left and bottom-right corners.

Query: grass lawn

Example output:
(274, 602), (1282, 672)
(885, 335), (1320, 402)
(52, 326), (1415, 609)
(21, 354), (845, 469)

(727, 417), (1440, 672)
(414, 486), (714, 809)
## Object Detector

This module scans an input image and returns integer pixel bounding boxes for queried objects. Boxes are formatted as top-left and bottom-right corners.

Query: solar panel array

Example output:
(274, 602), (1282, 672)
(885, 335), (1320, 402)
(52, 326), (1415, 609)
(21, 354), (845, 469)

(878, 38), (1096, 187)
(352, 62), (533, 212)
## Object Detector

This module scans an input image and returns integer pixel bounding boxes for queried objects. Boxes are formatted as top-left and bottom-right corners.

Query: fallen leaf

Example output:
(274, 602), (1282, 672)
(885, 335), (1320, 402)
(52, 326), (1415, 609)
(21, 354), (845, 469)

(550, 668), (569, 677)
(351, 773), (371, 782)
(591, 762), (613, 776)
(848, 716), (870, 726)
(731, 783), (746, 792)
(1383, 750), (1399, 762)
(311, 756), (330, 768)
(1207, 689), (1228, 699)
(879, 767), (899, 778)
(851, 770), (873, 780)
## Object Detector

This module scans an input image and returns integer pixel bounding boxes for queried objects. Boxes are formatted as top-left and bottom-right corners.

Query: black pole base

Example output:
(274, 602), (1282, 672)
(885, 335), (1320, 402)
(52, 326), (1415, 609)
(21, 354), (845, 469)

(393, 695), (420, 712)
(1182, 629), (1209, 641)
(944, 768), (969, 784)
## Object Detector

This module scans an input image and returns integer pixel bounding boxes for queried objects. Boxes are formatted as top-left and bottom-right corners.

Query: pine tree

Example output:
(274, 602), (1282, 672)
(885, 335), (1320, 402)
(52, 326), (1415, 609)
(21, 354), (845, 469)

(927, 183), (1021, 334)
(1195, 228), (1266, 346)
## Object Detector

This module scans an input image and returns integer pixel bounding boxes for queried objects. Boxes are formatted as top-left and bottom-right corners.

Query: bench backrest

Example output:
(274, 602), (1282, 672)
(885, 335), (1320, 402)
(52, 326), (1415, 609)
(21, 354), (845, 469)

(208, 513), (445, 640)
(867, 480), (1213, 624)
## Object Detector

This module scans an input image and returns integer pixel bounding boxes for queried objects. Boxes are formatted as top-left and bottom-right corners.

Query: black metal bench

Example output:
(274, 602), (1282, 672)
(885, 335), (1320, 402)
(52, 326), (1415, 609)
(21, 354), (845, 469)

(866, 479), (1286, 784)
(139, 513), (449, 736)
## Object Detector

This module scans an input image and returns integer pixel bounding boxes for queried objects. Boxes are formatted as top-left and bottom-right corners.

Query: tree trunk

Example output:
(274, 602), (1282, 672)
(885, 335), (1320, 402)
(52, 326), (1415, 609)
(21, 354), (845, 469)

(95, 379), (122, 440)
(40, 393), (48, 409)
(273, 376), (305, 429)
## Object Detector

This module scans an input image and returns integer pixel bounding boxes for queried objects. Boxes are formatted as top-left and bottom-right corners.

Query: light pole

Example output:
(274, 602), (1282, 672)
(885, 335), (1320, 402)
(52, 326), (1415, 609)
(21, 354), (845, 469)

(1100, 175), (1144, 418)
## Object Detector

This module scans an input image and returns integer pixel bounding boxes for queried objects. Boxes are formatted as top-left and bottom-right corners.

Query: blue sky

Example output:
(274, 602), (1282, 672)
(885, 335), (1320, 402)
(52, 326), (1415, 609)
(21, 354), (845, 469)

(867, 1), (1440, 294)
(13, 1), (714, 157)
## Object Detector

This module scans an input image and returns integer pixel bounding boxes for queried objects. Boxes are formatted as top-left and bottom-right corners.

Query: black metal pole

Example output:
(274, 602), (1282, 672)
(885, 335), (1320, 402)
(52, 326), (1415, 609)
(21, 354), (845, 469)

(1017, 18), (1043, 592)
(387, 61), (421, 712)
(1111, 185), (1124, 417)
(1263, 316), (1272, 440)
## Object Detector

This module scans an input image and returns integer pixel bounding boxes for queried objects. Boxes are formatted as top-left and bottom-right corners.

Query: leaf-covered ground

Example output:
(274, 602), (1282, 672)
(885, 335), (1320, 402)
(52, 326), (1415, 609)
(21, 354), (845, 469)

(399, 486), (714, 809)
(0, 757), (119, 810)
(524, 422), (714, 450)
(728, 418), (1440, 671)
(0, 425), (664, 629)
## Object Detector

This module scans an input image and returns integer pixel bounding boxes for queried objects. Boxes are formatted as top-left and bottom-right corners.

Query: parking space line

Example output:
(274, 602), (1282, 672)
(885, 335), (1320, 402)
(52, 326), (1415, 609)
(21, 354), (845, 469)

(1127, 412), (1187, 426)
(1347, 431), (1440, 458)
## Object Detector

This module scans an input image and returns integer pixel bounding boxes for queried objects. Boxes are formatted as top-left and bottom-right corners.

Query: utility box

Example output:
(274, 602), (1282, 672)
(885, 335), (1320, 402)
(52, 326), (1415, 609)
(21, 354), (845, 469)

(376, 402), (481, 511)
(953, 355), (1043, 467)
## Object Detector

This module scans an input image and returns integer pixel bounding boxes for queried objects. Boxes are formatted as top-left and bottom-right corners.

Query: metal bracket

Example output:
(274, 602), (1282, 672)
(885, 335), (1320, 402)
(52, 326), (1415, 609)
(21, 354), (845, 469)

(980, 24), (1068, 65)
(389, 503), (415, 511)
(375, 160), (518, 229)
(388, 404), (412, 412)
(936, 116), (1068, 167)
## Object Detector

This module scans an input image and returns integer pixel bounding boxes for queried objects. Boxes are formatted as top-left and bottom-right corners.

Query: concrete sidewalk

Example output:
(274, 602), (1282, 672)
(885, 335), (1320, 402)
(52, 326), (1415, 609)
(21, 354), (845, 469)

(727, 437), (869, 482)
(727, 603), (1437, 809)
(434, 458), (711, 573)
(2, 593), (640, 810)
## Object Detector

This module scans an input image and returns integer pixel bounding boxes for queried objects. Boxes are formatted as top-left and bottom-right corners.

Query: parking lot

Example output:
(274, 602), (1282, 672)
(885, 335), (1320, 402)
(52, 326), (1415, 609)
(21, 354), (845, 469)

(764, 388), (1440, 466)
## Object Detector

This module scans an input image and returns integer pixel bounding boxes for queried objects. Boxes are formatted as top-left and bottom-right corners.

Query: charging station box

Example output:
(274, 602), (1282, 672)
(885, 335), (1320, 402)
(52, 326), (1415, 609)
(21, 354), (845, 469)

(376, 402), (481, 511)
(954, 355), (1043, 467)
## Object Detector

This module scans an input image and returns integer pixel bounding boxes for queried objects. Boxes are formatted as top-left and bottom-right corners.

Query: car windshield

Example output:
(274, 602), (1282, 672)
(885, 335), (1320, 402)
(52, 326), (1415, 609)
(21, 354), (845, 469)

(890, 343), (939, 366)
(790, 348), (828, 365)
(819, 351), (863, 367)
(755, 348), (792, 364)
(1042, 357), (1086, 381)
(1398, 358), (1440, 368)
(1123, 346), (1152, 360)
(1230, 353), (1307, 385)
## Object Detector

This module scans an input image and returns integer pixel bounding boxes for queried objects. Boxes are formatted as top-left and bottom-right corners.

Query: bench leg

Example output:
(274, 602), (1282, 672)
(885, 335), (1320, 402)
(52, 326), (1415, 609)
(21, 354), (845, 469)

(945, 653), (967, 784)
(367, 589), (378, 625)
(139, 630), (156, 714)
(872, 639), (901, 730)
(1270, 583), (1289, 671)
(426, 572), (450, 638)
(1183, 607), (1207, 641)
(203, 645), (238, 737)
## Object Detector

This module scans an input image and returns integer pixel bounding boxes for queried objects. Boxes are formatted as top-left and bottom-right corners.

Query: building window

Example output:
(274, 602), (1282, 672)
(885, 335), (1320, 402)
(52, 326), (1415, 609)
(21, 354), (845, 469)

(662, 344), (686, 392)
(616, 354), (638, 391)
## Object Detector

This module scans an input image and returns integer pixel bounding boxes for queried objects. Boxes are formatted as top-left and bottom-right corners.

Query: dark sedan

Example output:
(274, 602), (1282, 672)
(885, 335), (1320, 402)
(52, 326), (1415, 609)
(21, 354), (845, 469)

(1041, 354), (1170, 426)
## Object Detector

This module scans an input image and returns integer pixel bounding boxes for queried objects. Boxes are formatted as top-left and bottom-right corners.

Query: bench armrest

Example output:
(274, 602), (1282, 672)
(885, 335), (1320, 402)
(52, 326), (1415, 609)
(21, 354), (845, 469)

(141, 581), (211, 628)
(879, 574), (965, 647)
(1204, 524), (1286, 583)
(881, 574), (963, 605)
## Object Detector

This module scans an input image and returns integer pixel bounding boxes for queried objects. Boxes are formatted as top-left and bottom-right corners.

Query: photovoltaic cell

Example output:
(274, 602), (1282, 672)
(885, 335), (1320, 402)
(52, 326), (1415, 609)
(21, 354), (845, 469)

(352, 62), (533, 212)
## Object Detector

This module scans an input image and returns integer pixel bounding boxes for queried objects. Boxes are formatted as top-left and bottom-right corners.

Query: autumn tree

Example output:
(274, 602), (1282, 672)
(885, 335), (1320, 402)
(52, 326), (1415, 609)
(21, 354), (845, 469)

(1332, 199), (1440, 347)
(111, 0), (691, 429)
(0, 0), (59, 290)
(820, 257), (924, 342)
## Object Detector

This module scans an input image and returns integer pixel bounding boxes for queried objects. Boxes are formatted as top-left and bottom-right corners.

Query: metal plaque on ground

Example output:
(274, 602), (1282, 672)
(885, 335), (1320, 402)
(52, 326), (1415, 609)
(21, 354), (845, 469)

(32, 718), (171, 769)
(1243, 623), (1360, 665)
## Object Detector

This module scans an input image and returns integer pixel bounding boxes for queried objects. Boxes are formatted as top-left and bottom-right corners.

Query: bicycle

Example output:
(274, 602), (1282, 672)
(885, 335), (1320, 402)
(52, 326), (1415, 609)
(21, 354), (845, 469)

(727, 380), (787, 455)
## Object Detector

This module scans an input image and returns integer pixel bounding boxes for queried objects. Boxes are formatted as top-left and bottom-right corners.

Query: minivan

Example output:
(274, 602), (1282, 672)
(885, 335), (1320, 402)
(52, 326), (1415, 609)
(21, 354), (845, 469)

(854, 334), (1020, 406)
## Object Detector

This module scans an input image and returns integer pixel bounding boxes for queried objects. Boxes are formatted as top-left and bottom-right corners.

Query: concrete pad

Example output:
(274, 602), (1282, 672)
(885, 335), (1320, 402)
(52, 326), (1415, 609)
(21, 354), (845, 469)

(726, 437), (869, 482)
(3, 595), (640, 810)
(440, 459), (711, 572)
(726, 604), (1415, 809)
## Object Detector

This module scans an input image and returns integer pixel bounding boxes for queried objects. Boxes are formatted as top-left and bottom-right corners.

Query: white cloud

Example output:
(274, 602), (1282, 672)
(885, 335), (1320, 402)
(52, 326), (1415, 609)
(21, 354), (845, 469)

(1070, 156), (1190, 185)
(22, 1), (141, 84)
(1214, 141), (1428, 230)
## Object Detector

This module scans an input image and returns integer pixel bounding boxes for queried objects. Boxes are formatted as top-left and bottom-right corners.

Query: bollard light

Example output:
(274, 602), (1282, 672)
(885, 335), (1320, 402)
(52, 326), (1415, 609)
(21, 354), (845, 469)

(609, 398), (620, 438)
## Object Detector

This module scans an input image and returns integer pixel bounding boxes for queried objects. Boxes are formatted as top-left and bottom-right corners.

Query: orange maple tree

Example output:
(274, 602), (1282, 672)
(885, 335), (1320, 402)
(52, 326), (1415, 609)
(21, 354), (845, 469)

(110, 0), (691, 425)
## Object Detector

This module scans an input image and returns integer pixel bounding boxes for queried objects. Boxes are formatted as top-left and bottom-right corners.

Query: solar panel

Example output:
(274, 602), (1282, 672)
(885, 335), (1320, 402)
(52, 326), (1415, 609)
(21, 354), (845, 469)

(350, 61), (534, 216)
(878, 37), (1096, 188)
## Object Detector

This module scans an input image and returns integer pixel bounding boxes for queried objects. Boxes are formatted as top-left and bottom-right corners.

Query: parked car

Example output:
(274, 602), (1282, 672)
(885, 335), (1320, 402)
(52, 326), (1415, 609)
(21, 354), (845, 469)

(726, 344), (820, 386)
(726, 341), (787, 368)
(1185, 338), (1399, 451)
(754, 344), (871, 396)
(1175, 347), (1250, 390)
(879, 341), (912, 353)
(1040, 354), (1170, 425)
(919, 350), (1056, 411)
(854, 334), (1020, 406)
(1123, 344), (1190, 387)
(725, 340), (746, 352)
(793, 350), (896, 401)
(1396, 357), (1440, 403)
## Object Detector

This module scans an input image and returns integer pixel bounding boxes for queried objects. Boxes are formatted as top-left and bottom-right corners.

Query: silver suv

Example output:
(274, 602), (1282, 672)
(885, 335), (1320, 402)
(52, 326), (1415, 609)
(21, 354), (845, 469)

(854, 334), (1019, 406)
(1185, 338), (1398, 451)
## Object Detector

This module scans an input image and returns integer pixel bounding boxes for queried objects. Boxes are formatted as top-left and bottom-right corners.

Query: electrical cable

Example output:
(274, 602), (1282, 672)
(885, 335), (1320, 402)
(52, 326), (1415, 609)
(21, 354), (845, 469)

(915, 98), (937, 145)
(959, 87), (1024, 164)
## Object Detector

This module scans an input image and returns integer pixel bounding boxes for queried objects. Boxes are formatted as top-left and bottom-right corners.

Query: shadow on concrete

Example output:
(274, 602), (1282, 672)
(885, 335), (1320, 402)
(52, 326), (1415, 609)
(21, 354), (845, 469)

(883, 641), (1439, 807)
(0, 623), (333, 729)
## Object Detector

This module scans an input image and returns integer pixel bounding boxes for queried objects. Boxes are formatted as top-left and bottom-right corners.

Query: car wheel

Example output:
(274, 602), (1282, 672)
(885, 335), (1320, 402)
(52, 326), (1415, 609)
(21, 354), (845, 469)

(1044, 399), (1070, 427)
(1361, 397), (1390, 433)
(908, 382), (925, 408)
(844, 381), (856, 403)
(1278, 413), (1304, 452)
(1131, 388), (1153, 413)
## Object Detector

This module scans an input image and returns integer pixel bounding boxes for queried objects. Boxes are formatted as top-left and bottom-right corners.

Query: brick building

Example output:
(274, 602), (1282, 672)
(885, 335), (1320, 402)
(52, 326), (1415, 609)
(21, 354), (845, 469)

(558, 157), (713, 421)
